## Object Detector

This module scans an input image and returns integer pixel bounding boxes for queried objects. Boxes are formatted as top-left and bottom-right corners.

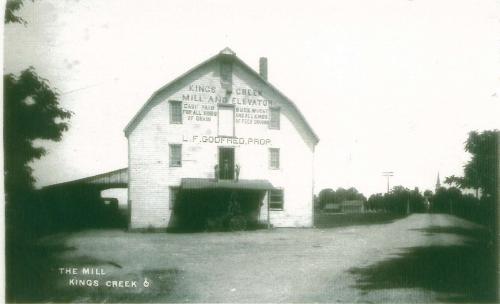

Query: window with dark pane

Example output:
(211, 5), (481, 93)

(269, 107), (280, 129)
(169, 144), (182, 167)
(269, 148), (280, 169)
(270, 189), (284, 210)
(169, 100), (182, 124)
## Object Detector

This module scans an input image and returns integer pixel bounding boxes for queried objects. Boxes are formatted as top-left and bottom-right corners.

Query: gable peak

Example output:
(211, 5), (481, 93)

(219, 47), (236, 56)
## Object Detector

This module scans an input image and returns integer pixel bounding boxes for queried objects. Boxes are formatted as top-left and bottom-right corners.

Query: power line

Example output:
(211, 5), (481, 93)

(60, 83), (102, 96)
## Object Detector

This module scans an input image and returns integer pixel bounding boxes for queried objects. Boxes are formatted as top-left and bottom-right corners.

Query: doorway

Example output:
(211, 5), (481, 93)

(219, 147), (235, 180)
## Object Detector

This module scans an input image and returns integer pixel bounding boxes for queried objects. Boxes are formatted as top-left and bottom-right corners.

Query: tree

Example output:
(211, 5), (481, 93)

(432, 187), (461, 213)
(318, 187), (367, 210)
(442, 130), (498, 230)
(367, 186), (425, 214)
(335, 187), (365, 203)
(5, 0), (30, 25)
(345, 187), (367, 201)
(430, 187), (484, 222)
(366, 193), (385, 211)
(4, 0), (72, 201)
(5, 3), (73, 302)
(318, 188), (335, 209)
(445, 130), (498, 199)
(463, 130), (498, 199)
(4, 68), (72, 201)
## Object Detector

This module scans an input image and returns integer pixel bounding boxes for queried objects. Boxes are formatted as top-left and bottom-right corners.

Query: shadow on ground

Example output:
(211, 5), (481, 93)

(7, 237), (182, 303)
(349, 228), (497, 303)
(315, 212), (404, 229)
(411, 225), (493, 243)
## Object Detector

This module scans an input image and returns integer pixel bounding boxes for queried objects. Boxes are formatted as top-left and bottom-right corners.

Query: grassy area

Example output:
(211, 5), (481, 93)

(314, 211), (405, 228)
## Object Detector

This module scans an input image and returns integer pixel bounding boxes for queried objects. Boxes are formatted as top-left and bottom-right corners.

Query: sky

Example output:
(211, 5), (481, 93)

(3, 0), (500, 196)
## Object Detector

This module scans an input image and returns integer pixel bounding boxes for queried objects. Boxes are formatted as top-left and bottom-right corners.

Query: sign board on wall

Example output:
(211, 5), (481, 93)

(181, 84), (273, 125)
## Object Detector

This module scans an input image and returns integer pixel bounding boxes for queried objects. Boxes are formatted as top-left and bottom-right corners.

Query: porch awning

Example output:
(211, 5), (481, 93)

(180, 178), (274, 191)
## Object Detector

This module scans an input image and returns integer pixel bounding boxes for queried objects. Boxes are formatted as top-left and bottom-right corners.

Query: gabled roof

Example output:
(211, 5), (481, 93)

(124, 48), (319, 145)
(43, 168), (128, 190)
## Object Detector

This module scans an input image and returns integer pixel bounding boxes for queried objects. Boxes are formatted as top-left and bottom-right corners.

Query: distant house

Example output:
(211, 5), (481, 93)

(323, 203), (341, 213)
(341, 200), (365, 213)
(323, 200), (365, 214)
(124, 48), (319, 230)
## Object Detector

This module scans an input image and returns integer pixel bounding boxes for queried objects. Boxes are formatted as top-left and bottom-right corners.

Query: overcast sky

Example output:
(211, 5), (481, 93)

(4, 0), (500, 196)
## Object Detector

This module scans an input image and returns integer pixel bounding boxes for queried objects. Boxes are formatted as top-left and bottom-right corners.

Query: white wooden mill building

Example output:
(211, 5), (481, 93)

(124, 48), (319, 230)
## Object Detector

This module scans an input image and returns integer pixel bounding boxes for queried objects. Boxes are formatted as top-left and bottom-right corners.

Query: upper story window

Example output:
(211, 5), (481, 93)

(218, 104), (235, 137)
(269, 148), (280, 169)
(169, 100), (182, 124)
(269, 107), (280, 130)
(269, 189), (284, 210)
(169, 144), (182, 167)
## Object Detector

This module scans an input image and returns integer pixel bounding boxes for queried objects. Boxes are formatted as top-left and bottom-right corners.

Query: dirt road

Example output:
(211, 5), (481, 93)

(13, 213), (496, 302)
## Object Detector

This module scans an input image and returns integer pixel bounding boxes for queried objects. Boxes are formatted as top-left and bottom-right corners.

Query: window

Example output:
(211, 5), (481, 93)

(269, 107), (280, 129)
(169, 187), (179, 210)
(169, 144), (182, 167)
(218, 105), (234, 137)
(169, 100), (182, 124)
(269, 189), (284, 210)
(269, 148), (280, 169)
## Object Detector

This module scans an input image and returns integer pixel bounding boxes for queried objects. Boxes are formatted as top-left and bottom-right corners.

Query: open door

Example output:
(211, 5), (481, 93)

(219, 147), (235, 180)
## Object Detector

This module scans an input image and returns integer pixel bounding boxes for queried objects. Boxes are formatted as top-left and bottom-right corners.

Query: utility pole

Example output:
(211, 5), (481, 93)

(406, 192), (410, 215)
(382, 172), (394, 193)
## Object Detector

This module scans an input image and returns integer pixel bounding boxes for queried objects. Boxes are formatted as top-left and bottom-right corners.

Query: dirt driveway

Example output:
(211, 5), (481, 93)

(9, 213), (496, 303)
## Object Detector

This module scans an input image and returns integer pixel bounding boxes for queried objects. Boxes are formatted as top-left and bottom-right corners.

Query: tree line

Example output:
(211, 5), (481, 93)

(316, 187), (366, 210)
(365, 186), (492, 225)
(317, 130), (498, 229)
